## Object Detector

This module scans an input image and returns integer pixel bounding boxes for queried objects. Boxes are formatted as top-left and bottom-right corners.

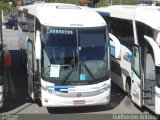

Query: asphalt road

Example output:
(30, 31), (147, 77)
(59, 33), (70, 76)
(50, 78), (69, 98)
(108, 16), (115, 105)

(0, 29), (158, 120)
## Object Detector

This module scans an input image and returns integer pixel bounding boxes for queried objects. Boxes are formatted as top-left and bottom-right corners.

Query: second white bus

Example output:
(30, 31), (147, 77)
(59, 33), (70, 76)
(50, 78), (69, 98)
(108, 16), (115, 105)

(96, 5), (160, 114)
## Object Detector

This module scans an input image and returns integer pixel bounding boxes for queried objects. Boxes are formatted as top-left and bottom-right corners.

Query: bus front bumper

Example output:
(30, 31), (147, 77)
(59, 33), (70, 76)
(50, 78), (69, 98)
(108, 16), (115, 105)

(41, 89), (110, 107)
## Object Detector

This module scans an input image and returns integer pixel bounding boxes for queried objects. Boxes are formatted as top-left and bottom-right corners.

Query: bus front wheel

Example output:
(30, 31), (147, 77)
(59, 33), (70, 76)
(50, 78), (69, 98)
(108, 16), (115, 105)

(126, 78), (131, 98)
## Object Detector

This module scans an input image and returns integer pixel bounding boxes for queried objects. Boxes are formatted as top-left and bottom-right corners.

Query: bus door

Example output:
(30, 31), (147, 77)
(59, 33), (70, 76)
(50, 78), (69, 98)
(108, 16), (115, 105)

(131, 44), (143, 107)
(143, 35), (160, 113)
(27, 40), (35, 100)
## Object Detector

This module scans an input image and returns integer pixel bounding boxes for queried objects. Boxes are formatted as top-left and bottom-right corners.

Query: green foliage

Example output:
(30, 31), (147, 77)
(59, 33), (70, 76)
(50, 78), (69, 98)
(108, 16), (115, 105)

(0, 1), (17, 18)
(45, 0), (78, 4)
(97, 0), (139, 7)
(112, 0), (138, 5)
(0, 1), (10, 10)
(0, 1), (10, 16)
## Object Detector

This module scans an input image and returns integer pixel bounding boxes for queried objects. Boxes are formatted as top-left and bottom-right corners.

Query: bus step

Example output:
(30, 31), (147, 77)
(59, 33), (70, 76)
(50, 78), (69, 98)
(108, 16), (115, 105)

(35, 82), (41, 85)
(36, 89), (41, 92)
(143, 89), (150, 93)
(143, 96), (150, 99)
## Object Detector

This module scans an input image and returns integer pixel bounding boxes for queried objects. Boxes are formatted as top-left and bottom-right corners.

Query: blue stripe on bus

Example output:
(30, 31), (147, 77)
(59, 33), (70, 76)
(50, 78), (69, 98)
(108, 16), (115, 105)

(110, 45), (115, 56)
(97, 11), (110, 17)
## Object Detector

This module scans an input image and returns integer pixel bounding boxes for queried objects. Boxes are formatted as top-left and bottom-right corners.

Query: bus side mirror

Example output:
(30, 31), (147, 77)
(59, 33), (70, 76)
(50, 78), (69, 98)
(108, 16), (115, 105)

(35, 30), (41, 59)
(109, 33), (121, 59)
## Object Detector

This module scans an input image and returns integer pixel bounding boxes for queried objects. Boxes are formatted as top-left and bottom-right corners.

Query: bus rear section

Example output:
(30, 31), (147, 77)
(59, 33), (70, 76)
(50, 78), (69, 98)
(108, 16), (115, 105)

(18, 3), (111, 107)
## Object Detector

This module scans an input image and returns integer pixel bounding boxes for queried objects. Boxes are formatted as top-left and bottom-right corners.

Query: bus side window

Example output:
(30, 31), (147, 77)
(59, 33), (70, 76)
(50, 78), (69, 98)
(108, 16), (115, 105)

(80, 46), (104, 61)
(43, 49), (50, 67)
(109, 18), (134, 51)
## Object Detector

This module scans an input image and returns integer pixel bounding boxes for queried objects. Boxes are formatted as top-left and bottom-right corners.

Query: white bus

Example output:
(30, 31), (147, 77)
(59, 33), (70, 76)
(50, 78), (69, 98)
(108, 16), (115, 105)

(18, 3), (111, 107)
(96, 5), (160, 114)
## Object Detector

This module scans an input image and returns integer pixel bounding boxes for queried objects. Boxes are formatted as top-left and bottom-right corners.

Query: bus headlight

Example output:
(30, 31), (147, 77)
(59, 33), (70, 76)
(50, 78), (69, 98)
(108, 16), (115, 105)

(100, 84), (111, 93)
(44, 98), (48, 103)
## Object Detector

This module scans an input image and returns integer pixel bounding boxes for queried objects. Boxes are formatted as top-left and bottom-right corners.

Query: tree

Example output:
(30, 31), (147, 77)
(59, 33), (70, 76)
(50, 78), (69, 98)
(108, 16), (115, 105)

(78, 0), (100, 7)
(107, 0), (139, 5)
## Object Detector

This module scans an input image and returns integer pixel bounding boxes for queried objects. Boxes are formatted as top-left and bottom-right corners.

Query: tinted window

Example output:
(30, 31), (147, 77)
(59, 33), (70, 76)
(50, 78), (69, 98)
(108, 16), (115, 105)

(108, 18), (134, 51)
(79, 33), (105, 47)
(42, 28), (77, 47)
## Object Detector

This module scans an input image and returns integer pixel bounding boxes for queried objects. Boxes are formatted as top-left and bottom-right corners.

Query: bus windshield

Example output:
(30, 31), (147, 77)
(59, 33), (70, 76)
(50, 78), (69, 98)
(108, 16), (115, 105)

(42, 26), (109, 85)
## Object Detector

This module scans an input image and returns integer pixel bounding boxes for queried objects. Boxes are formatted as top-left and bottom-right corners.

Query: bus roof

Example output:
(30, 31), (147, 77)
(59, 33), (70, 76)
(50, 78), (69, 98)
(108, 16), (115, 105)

(95, 5), (160, 30)
(19, 3), (106, 27)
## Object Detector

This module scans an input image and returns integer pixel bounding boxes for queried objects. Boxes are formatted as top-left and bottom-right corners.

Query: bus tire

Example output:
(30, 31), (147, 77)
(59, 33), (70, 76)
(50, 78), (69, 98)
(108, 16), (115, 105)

(26, 93), (35, 103)
(35, 99), (42, 107)
(126, 77), (131, 98)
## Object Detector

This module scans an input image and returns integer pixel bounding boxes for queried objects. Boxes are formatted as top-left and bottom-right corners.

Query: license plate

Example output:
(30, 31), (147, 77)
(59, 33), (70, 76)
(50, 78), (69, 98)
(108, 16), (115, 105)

(73, 100), (85, 105)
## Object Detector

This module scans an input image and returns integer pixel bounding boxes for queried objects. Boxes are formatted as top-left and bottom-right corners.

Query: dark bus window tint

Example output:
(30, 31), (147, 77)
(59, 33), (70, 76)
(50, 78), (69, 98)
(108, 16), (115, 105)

(43, 28), (77, 47)
(79, 33), (105, 47)
(108, 18), (134, 51)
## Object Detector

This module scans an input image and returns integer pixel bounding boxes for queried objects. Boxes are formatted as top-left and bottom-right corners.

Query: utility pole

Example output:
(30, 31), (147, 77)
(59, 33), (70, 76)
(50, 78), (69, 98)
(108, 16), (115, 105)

(9, 2), (13, 17)
(1, 10), (3, 25)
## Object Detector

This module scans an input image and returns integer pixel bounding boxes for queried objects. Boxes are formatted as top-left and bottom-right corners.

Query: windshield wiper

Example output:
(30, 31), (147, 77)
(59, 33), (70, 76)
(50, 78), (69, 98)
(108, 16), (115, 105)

(61, 64), (78, 85)
(61, 61), (96, 85)
(81, 61), (96, 81)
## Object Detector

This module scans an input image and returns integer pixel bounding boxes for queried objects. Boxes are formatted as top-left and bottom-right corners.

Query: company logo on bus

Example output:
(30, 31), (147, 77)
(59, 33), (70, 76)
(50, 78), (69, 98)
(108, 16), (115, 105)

(133, 89), (140, 100)
(77, 93), (81, 97)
